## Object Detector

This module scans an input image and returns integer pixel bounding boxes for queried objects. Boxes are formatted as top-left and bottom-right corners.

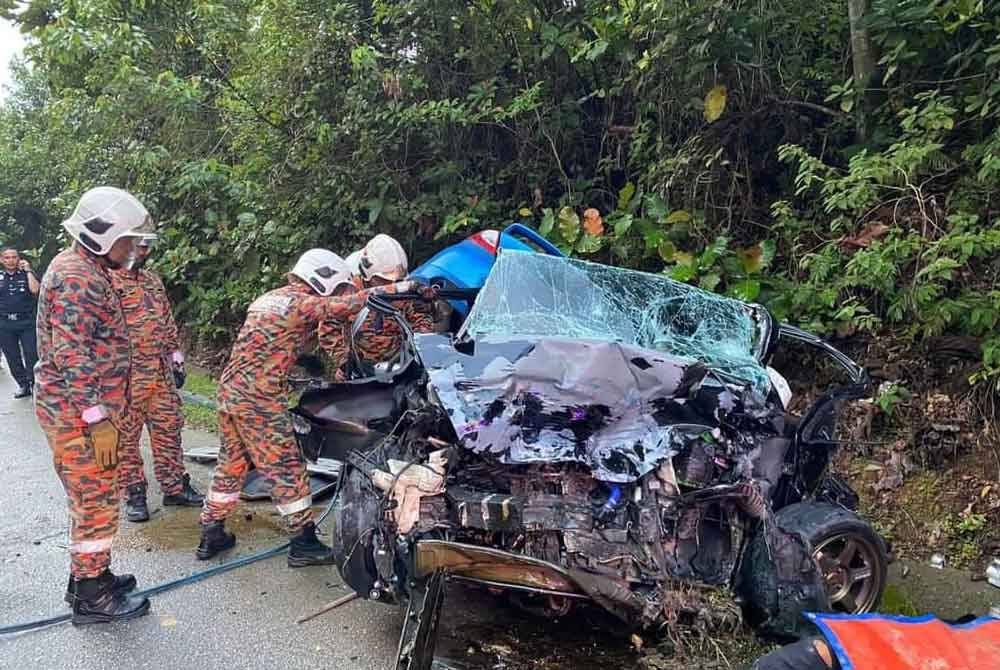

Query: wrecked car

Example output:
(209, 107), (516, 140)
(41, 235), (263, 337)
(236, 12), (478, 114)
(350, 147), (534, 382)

(291, 250), (888, 669)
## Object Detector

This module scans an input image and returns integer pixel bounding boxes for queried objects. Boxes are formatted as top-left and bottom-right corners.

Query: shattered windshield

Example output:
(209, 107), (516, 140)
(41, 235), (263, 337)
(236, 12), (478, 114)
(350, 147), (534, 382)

(463, 250), (769, 393)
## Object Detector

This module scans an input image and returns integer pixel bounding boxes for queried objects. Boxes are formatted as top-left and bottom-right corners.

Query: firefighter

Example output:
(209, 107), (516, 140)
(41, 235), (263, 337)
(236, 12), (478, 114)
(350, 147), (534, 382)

(327, 235), (436, 379)
(35, 186), (156, 624)
(111, 240), (204, 523)
(196, 249), (425, 566)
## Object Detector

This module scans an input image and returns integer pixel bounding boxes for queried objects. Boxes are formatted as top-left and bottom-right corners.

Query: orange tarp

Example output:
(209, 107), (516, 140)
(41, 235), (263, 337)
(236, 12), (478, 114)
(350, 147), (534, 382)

(806, 613), (1000, 670)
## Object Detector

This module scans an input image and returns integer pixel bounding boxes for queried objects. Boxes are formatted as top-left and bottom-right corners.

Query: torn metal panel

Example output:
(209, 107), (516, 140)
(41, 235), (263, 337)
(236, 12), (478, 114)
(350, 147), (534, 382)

(416, 334), (757, 482)
(413, 540), (584, 595)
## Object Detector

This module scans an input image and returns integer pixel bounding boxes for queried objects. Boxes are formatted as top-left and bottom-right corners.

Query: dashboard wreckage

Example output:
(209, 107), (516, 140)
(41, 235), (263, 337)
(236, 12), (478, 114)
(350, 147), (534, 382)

(291, 251), (888, 669)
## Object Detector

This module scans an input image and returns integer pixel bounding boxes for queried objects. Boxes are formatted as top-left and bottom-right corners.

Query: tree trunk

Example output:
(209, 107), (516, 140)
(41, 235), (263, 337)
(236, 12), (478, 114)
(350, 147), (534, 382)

(847, 0), (878, 141)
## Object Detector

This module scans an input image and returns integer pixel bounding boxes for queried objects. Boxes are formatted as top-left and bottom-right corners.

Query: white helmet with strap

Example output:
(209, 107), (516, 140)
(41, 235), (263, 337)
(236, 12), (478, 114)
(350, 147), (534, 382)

(62, 187), (157, 255)
(359, 234), (408, 282)
(291, 249), (352, 296)
(344, 250), (362, 277)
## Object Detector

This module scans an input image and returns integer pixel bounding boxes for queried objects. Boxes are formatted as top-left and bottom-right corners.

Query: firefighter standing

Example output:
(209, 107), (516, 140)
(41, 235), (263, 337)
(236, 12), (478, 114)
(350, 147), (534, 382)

(0, 247), (40, 398)
(196, 249), (420, 566)
(111, 241), (204, 523)
(35, 186), (157, 625)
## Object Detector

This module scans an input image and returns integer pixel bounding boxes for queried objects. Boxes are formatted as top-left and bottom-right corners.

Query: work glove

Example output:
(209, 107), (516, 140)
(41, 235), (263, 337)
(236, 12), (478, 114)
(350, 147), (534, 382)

(173, 362), (186, 389)
(88, 420), (120, 469)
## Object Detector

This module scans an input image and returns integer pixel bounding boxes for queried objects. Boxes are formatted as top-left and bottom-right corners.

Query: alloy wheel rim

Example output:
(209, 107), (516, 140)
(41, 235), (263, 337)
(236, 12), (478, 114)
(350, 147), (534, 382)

(812, 532), (883, 613)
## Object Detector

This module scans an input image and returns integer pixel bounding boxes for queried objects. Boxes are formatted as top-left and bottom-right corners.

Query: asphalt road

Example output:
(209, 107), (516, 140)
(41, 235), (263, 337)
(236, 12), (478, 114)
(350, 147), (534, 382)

(0, 371), (408, 670)
(0, 372), (640, 670)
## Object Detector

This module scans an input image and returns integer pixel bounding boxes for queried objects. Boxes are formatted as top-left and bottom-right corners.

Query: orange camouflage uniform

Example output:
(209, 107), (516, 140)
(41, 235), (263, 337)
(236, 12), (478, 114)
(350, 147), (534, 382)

(200, 281), (402, 531)
(111, 267), (187, 496)
(34, 246), (131, 578)
(321, 298), (435, 378)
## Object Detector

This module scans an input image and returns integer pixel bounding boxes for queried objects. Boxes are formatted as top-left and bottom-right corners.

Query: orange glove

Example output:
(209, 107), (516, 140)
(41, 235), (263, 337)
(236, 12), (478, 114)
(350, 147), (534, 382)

(88, 420), (120, 469)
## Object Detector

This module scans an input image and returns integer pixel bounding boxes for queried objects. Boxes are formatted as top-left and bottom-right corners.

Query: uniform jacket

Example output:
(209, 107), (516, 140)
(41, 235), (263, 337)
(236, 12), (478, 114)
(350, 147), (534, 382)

(35, 246), (131, 430)
(218, 281), (397, 414)
(110, 267), (181, 389)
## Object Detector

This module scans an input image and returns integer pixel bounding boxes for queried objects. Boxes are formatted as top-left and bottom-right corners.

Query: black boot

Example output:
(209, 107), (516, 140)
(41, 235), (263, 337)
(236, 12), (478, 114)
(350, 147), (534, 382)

(124, 484), (150, 522)
(64, 570), (137, 605)
(13, 383), (31, 398)
(163, 473), (205, 506)
(287, 522), (336, 568)
(196, 521), (236, 560)
(70, 573), (150, 625)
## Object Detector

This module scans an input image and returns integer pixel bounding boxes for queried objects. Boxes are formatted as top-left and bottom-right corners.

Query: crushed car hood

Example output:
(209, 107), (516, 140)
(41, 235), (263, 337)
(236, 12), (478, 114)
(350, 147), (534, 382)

(415, 334), (764, 482)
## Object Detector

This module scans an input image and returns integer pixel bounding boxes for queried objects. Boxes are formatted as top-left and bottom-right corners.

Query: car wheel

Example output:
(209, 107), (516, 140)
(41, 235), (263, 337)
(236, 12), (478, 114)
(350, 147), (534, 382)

(776, 502), (888, 614)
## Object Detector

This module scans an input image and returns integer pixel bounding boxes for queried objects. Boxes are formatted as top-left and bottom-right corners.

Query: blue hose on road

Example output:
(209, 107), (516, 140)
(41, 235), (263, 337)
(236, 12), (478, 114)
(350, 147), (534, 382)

(0, 486), (339, 636)
(0, 542), (291, 635)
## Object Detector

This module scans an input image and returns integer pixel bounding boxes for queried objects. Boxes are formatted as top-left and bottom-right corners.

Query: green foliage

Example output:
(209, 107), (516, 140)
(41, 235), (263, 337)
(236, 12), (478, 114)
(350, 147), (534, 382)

(775, 82), (1000, 383)
(183, 369), (218, 401)
(943, 511), (990, 567)
(182, 402), (218, 433)
(876, 382), (912, 417)
(0, 0), (997, 375)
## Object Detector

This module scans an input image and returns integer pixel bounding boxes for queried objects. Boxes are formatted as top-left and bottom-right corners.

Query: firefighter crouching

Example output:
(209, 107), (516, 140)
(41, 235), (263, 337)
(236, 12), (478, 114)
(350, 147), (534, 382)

(196, 249), (426, 567)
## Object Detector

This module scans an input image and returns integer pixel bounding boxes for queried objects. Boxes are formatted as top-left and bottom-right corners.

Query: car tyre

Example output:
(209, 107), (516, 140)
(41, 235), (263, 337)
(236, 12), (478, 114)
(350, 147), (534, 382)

(776, 502), (888, 615)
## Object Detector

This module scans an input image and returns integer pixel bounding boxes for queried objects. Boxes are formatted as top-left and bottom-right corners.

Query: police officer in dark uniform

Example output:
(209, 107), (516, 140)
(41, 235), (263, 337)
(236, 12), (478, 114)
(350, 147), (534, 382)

(0, 247), (40, 398)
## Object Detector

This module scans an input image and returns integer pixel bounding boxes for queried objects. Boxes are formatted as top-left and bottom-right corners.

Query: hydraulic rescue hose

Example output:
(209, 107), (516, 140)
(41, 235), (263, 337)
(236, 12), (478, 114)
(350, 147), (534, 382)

(0, 492), (339, 636)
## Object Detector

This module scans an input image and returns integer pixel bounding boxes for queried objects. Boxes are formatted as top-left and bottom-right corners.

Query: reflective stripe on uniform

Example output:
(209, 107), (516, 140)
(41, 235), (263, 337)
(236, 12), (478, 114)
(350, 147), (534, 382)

(70, 537), (114, 554)
(276, 495), (312, 516)
(207, 489), (241, 504)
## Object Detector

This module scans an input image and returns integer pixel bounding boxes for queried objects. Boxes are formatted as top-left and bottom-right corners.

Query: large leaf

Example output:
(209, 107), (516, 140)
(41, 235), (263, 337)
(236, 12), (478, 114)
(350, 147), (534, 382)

(558, 206), (580, 243)
(367, 199), (385, 225)
(728, 279), (762, 302)
(738, 240), (777, 274)
(669, 264), (696, 282)
(586, 39), (609, 61)
(738, 245), (762, 273)
(673, 251), (695, 267)
(704, 84), (727, 123)
(618, 182), (636, 210)
(539, 208), (555, 236)
(576, 234), (604, 253)
(665, 209), (691, 225)
(699, 272), (722, 292)
(645, 193), (669, 222)
(612, 213), (634, 237)
(700, 236), (729, 268)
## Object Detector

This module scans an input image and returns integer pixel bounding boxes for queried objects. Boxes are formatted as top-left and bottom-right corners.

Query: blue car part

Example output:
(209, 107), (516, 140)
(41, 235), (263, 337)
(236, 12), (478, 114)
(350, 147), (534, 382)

(410, 223), (562, 320)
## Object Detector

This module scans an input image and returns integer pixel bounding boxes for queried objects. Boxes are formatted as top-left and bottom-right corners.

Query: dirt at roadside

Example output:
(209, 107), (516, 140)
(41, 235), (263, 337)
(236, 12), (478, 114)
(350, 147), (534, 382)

(776, 333), (1000, 573)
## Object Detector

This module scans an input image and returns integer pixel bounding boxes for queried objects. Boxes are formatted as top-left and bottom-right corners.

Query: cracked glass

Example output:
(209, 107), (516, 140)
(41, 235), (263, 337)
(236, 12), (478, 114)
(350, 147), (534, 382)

(463, 250), (769, 393)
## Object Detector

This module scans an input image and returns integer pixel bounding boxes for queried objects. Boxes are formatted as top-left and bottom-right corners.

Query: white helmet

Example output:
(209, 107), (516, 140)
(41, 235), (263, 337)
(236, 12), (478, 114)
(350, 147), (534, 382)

(291, 248), (352, 296)
(359, 234), (408, 282)
(344, 250), (362, 277)
(62, 187), (157, 255)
